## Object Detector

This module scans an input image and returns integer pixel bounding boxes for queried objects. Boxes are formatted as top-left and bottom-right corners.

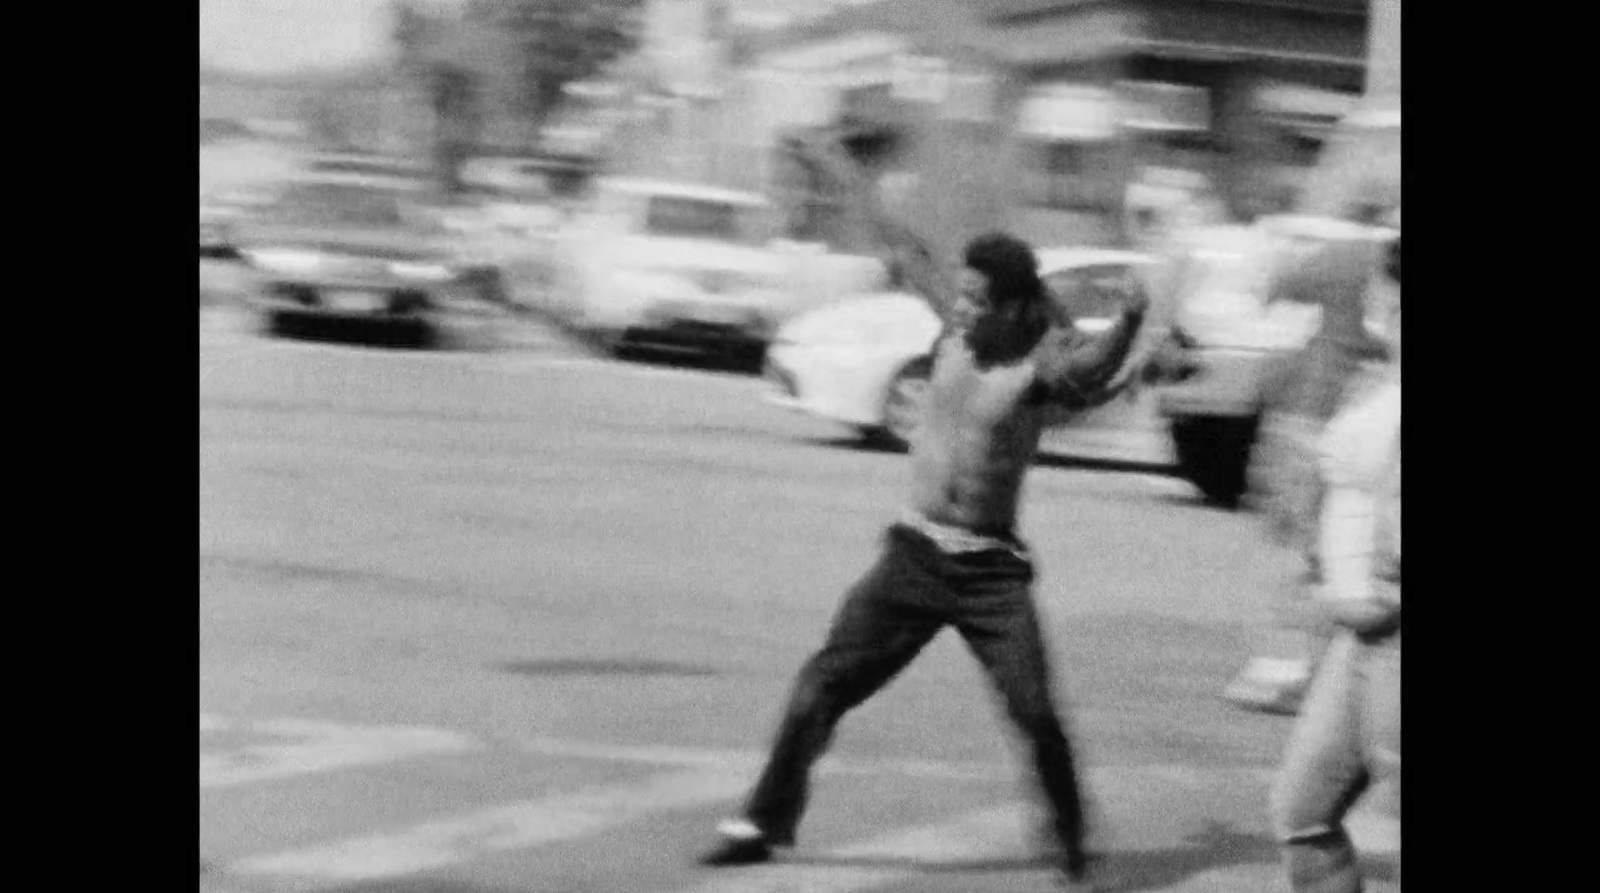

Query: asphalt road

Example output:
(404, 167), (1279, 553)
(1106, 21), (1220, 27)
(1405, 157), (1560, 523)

(199, 311), (1398, 893)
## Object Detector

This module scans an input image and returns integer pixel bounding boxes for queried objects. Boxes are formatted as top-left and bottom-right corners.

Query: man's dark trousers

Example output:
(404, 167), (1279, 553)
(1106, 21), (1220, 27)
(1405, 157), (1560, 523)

(740, 522), (1089, 863)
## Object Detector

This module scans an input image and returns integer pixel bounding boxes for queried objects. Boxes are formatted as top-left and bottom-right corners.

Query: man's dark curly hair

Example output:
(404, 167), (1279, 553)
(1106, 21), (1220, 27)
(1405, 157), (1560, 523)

(963, 232), (1045, 306)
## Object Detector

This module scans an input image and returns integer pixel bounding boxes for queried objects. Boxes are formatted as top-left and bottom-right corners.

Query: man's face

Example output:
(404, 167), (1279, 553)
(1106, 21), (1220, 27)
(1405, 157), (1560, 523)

(954, 267), (992, 329)
(957, 265), (1049, 358)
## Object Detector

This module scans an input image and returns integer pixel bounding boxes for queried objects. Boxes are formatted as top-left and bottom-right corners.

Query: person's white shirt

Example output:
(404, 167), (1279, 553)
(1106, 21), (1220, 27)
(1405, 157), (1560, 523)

(1318, 371), (1401, 618)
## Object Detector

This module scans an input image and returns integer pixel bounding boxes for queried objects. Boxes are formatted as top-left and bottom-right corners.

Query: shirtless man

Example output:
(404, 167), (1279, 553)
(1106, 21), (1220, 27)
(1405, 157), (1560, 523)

(698, 131), (1151, 890)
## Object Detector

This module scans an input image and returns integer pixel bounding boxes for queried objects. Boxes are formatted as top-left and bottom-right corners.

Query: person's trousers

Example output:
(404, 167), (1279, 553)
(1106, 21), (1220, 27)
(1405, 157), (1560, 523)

(741, 523), (1089, 862)
(1245, 413), (1337, 674)
(1269, 627), (1401, 893)
(1242, 556), (1338, 677)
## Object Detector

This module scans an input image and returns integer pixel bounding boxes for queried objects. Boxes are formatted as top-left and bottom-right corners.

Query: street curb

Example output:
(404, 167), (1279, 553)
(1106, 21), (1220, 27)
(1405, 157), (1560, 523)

(199, 305), (596, 357)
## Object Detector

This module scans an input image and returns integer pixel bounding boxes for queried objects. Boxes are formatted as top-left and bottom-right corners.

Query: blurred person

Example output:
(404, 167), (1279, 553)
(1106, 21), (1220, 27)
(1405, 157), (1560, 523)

(1124, 166), (1219, 257)
(1269, 224), (1400, 893)
(698, 131), (1152, 892)
(1224, 212), (1393, 715)
(1130, 171), (1233, 324)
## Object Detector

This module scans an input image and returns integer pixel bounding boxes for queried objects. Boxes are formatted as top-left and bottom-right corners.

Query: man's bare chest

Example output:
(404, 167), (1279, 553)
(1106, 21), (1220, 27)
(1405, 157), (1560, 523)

(927, 340), (1042, 430)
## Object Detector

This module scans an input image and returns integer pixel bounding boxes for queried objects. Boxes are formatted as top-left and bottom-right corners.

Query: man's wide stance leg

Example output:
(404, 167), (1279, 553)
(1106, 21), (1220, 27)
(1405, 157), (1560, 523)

(952, 553), (1091, 873)
(708, 529), (944, 863)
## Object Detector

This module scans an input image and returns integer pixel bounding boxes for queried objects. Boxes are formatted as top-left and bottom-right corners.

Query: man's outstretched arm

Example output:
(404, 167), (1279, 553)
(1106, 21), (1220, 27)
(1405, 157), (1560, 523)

(1031, 302), (1150, 410)
(782, 132), (959, 324)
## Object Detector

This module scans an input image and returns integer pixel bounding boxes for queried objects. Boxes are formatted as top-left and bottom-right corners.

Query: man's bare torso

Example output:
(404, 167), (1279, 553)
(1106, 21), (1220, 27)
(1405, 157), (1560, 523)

(908, 333), (1049, 536)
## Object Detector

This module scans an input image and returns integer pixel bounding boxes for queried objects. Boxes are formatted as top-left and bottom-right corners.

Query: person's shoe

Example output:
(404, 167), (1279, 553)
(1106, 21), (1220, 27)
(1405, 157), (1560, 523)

(1035, 818), (1111, 889)
(1224, 658), (1310, 716)
(699, 818), (782, 867)
(1056, 872), (1100, 892)
(1055, 853), (1105, 891)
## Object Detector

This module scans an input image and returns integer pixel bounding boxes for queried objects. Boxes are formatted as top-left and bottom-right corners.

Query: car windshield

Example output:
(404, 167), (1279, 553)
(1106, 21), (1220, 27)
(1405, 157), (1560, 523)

(642, 196), (757, 243)
(264, 182), (413, 228)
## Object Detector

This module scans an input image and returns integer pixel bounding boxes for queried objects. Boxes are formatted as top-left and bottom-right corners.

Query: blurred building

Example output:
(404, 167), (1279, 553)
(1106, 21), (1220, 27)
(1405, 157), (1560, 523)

(1297, 0), (1398, 217)
(1366, 0), (1399, 99)
(716, 0), (1377, 251)
(471, 0), (1393, 232)
(574, 0), (768, 188)
(199, 0), (1395, 240)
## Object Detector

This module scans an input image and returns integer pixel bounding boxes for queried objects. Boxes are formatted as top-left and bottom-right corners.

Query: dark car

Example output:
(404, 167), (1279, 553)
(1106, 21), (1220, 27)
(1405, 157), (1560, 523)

(234, 174), (504, 343)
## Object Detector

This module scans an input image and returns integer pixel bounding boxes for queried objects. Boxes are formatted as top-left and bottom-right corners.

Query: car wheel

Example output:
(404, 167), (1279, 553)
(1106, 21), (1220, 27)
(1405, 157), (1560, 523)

(1170, 414), (1260, 508)
(263, 308), (301, 339)
(872, 357), (933, 452)
(727, 342), (767, 373)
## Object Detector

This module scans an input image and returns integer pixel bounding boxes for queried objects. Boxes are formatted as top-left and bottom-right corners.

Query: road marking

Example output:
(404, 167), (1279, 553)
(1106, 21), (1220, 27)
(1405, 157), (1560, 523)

(500, 734), (1277, 785)
(201, 716), (1275, 787)
(205, 717), (1381, 889)
(200, 718), (478, 789)
(501, 734), (1004, 780)
(229, 766), (750, 882)
(684, 802), (1033, 893)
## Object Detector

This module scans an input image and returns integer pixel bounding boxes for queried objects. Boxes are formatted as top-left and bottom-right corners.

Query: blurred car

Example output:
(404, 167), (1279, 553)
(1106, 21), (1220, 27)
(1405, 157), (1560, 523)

(200, 203), (239, 261)
(550, 178), (788, 364)
(455, 153), (596, 302)
(233, 169), (504, 339)
(200, 183), (275, 262)
(462, 152), (597, 208)
(764, 249), (1174, 455)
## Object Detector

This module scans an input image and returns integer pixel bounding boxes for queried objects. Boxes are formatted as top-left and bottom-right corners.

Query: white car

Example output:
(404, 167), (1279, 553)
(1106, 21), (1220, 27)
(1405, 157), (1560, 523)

(549, 178), (791, 364)
(764, 248), (1176, 461)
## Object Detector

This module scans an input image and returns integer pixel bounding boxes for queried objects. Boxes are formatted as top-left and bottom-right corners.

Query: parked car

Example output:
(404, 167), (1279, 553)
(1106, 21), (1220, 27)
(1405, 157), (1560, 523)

(202, 182), (280, 256)
(763, 248), (1178, 459)
(232, 170), (504, 342)
(200, 204), (239, 261)
(454, 155), (591, 306)
(548, 178), (791, 365)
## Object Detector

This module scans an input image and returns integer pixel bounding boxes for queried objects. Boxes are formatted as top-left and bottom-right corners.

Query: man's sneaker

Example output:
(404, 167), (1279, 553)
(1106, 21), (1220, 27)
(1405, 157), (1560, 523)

(1057, 872), (1100, 892)
(699, 818), (782, 867)
(1055, 854), (1105, 891)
